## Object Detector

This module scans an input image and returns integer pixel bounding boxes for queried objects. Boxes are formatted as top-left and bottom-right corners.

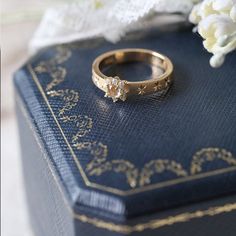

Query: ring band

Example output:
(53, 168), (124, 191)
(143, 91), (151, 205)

(92, 48), (173, 102)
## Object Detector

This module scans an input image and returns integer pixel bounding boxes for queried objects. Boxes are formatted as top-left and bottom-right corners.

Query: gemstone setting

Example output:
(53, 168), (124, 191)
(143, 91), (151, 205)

(104, 76), (128, 102)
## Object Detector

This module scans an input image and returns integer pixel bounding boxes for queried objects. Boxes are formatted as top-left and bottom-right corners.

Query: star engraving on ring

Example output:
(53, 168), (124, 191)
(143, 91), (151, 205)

(153, 82), (162, 92)
(137, 85), (147, 95)
(104, 76), (128, 102)
(165, 77), (171, 87)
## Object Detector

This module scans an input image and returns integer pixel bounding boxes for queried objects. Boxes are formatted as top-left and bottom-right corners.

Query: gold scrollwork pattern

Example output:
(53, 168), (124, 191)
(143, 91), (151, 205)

(74, 142), (108, 163)
(190, 147), (236, 175)
(47, 89), (80, 117)
(34, 47), (236, 191)
(73, 141), (138, 188)
(46, 88), (93, 142)
(139, 160), (188, 187)
(73, 141), (108, 164)
(34, 47), (71, 91)
(89, 160), (138, 188)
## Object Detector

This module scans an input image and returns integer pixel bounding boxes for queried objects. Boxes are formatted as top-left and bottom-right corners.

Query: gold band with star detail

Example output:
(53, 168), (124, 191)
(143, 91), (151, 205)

(92, 48), (173, 102)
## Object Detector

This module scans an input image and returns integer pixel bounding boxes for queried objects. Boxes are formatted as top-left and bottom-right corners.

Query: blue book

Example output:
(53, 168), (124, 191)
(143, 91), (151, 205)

(14, 28), (236, 236)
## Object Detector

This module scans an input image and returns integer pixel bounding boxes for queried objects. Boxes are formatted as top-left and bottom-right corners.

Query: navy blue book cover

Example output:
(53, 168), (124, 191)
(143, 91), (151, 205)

(15, 28), (236, 227)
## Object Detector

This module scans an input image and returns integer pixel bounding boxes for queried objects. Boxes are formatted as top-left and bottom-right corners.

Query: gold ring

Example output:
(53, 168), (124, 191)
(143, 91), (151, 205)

(92, 48), (173, 102)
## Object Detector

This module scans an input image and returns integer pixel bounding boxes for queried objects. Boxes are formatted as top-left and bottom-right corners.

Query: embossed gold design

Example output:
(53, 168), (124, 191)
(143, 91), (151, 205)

(34, 47), (71, 91)
(191, 147), (236, 175)
(73, 141), (108, 162)
(47, 89), (80, 117)
(47, 89), (93, 142)
(17, 96), (236, 234)
(73, 141), (138, 188)
(66, 115), (93, 142)
(73, 203), (236, 234)
(28, 47), (236, 195)
(140, 159), (188, 186)
(88, 159), (138, 188)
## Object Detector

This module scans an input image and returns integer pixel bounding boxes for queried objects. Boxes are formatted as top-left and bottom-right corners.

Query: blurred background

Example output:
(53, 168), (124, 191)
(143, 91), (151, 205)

(1, 1), (58, 235)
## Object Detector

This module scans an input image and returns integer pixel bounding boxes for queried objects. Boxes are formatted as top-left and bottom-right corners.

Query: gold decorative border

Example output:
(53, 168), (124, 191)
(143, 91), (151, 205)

(72, 203), (236, 234)
(27, 60), (236, 195)
(17, 96), (236, 234)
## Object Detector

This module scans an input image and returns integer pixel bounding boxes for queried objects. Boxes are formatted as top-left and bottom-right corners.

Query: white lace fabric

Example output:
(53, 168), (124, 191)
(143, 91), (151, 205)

(30, 0), (198, 53)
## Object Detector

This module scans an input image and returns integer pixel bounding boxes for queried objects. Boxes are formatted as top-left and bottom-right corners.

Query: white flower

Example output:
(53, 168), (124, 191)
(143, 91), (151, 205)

(189, 2), (202, 24)
(189, 0), (236, 67)
(231, 4), (236, 22)
(190, 0), (236, 23)
(199, 14), (236, 67)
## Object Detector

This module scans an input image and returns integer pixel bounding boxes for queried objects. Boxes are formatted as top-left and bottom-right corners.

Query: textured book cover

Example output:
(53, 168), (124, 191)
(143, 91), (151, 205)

(14, 28), (236, 236)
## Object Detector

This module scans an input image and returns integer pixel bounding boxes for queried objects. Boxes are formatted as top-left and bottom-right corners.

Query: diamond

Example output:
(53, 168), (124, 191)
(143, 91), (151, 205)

(104, 76), (128, 102)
